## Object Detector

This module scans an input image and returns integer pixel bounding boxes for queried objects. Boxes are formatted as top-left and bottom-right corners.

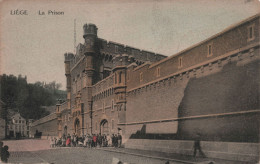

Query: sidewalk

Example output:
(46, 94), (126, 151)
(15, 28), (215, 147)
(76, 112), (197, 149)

(96, 147), (256, 164)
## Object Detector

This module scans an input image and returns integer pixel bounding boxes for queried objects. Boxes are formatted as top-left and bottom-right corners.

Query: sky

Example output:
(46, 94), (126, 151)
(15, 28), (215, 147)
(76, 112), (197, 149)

(0, 0), (259, 90)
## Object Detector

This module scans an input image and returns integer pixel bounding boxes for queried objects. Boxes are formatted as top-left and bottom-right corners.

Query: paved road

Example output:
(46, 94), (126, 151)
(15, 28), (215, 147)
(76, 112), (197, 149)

(3, 139), (180, 164)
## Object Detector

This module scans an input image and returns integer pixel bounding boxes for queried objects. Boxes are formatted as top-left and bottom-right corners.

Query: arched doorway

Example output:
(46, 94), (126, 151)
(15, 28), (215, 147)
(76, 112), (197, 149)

(74, 118), (80, 136)
(64, 126), (67, 136)
(100, 119), (108, 135)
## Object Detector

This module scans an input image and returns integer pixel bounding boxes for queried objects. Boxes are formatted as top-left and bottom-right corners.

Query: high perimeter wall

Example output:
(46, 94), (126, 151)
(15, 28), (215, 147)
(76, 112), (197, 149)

(31, 113), (58, 139)
(123, 14), (260, 162)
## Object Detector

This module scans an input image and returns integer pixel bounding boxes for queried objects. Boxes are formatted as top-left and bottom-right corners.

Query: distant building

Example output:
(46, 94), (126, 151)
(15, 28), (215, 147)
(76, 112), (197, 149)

(8, 113), (27, 138)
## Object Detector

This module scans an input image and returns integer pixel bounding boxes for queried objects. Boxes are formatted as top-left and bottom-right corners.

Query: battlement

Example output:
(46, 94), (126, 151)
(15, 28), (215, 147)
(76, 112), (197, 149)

(98, 38), (167, 63)
(83, 23), (98, 38)
(112, 54), (134, 68)
(92, 74), (114, 98)
(64, 52), (74, 62)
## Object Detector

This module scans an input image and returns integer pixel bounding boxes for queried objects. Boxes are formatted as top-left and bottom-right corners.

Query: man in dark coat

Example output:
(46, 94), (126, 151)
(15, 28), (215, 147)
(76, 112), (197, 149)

(118, 133), (122, 148)
(193, 133), (206, 158)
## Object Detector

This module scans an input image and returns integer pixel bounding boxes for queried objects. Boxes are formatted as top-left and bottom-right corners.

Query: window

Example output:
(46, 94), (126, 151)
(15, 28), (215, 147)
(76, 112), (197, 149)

(112, 120), (114, 129)
(119, 72), (122, 83)
(111, 100), (114, 111)
(156, 67), (160, 77)
(114, 73), (117, 84)
(115, 45), (118, 53)
(96, 121), (98, 130)
(178, 57), (183, 68)
(248, 24), (255, 41)
(207, 43), (213, 57)
(127, 70), (130, 81)
(140, 72), (143, 82)
(102, 102), (105, 113)
(83, 75), (87, 88)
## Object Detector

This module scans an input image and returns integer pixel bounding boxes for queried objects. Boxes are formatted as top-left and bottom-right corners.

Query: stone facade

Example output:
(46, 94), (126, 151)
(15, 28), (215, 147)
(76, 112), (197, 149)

(8, 113), (27, 138)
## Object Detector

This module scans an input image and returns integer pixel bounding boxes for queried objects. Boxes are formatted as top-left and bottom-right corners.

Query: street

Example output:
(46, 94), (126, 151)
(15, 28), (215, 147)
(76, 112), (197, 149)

(3, 139), (179, 164)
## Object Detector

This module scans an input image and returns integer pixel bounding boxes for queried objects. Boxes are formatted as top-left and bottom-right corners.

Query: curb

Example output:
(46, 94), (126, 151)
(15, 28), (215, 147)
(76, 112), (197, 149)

(96, 147), (196, 164)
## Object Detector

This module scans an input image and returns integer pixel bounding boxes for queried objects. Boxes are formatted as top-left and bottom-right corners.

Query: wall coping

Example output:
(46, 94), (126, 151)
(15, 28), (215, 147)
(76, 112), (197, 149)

(149, 13), (260, 68)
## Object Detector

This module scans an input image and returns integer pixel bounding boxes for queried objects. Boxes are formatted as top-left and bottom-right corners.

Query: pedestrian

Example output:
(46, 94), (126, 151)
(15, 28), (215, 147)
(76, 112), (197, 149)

(97, 134), (102, 147)
(54, 138), (57, 148)
(112, 134), (115, 147)
(87, 134), (92, 148)
(193, 133), (206, 158)
(93, 134), (97, 147)
(49, 137), (53, 148)
(66, 136), (71, 147)
(0, 141), (3, 162)
(118, 133), (122, 148)
(114, 134), (118, 147)
(107, 134), (112, 147)
(62, 136), (66, 147)
(1, 145), (10, 163)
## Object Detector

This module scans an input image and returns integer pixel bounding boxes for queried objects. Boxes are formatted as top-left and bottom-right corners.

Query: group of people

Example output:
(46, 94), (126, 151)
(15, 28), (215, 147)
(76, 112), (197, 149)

(0, 141), (10, 163)
(49, 133), (122, 148)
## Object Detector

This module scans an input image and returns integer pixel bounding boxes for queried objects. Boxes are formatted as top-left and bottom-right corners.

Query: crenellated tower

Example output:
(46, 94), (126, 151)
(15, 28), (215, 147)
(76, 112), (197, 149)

(83, 23), (98, 134)
(64, 52), (74, 110)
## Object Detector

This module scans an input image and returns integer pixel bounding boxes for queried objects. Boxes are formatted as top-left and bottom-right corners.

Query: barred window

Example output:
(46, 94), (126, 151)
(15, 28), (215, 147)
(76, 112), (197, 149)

(207, 43), (213, 57)
(111, 100), (114, 111)
(248, 24), (255, 41)
(156, 67), (160, 77)
(178, 57), (183, 68)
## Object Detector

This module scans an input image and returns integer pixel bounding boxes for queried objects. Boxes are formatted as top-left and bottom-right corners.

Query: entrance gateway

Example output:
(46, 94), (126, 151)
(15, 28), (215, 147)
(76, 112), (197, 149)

(100, 119), (108, 135)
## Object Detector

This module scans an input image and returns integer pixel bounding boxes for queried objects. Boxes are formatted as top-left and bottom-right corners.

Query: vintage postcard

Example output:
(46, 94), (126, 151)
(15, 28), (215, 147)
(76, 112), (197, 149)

(0, 0), (259, 163)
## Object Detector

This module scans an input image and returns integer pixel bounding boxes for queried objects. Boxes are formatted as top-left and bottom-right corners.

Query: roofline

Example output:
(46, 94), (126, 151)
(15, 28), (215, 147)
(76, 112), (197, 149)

(150, 13), (260, 68)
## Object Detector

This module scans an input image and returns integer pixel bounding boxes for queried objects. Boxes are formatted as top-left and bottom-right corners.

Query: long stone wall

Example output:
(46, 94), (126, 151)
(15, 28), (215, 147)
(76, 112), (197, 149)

(31, 113), (58, 138)
(124, 45), (260, 142)
(125, 139), (259, 162)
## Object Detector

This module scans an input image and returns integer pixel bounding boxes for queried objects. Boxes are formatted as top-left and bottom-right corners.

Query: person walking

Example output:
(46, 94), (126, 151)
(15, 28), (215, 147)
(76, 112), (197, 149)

(193, 133), (206, 158)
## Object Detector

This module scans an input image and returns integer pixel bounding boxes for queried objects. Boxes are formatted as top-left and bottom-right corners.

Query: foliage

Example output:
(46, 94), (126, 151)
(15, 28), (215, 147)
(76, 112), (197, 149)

(0, 74), (66, 120)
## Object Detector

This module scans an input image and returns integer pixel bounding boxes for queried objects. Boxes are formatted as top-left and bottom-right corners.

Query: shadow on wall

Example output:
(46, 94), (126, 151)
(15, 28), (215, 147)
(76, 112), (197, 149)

(130, 61), (259, 143)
